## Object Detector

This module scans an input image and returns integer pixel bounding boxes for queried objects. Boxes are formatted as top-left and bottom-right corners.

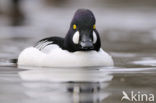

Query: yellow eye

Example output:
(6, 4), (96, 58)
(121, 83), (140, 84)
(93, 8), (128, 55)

(93, 24), (96, 29)
(73, 24), (77, 30)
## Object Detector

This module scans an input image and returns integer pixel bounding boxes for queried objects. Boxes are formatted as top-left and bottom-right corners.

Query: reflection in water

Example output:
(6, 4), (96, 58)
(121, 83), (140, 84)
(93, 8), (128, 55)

(17, 66), (155, 103)
(18, 67), (113, 103)
(0, 64), (155, 103)
(21, 82), (111, 103)
(18, 67), (113, 82)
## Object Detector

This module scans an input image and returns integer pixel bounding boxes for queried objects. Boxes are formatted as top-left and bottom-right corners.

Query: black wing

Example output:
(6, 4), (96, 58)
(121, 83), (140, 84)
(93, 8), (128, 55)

(34, 37), (64, 50)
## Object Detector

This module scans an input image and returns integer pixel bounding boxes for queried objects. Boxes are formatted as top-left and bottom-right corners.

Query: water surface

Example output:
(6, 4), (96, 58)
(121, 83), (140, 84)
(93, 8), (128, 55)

(0, 35), (156, 103)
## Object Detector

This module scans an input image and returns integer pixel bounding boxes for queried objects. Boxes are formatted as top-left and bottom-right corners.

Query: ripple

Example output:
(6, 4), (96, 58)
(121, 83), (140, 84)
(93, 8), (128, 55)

(0, 59), (16, 67)
(132, 57), (156, 66)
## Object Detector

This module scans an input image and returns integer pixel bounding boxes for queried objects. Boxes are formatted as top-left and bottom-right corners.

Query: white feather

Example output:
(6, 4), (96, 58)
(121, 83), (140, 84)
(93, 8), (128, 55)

(72, 31), (80, 44)
(35, 41), (53, 50)
(18, 45), (114, 67)
(93, 31), (97, 44)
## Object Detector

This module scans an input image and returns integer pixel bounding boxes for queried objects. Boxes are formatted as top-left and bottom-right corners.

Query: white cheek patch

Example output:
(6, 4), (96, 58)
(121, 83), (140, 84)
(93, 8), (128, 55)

(72, 31), (80, 44)
(93, 31), (97, 44)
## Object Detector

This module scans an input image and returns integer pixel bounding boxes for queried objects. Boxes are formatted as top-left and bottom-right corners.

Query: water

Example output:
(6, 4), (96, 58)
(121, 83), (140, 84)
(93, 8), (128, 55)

(1, 1), (156, 103)
(0, 31), (156, 103)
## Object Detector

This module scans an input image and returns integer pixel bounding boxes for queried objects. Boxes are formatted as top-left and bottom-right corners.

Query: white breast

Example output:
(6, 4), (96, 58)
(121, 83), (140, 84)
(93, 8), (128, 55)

(18, 45), (114, 67)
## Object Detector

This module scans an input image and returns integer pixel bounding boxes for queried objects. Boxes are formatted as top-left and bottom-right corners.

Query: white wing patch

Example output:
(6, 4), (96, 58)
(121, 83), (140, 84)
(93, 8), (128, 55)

(93, 31), (97, 44)
(72, 31), (80, 44)
(35, 41), (53, 50)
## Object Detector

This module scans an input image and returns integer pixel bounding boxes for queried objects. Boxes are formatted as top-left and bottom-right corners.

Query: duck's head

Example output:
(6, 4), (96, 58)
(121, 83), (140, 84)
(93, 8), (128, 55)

(64, 9), (101, 52)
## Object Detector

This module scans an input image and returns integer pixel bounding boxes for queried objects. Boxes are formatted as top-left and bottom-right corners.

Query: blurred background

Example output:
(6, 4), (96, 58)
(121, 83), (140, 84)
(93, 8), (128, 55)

(0, 0), (156, 60)
(0, 1), (156, 103)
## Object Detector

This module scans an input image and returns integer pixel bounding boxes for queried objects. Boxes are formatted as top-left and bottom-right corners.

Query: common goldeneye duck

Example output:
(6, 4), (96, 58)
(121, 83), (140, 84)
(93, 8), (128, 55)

(18, 9), (114, 67)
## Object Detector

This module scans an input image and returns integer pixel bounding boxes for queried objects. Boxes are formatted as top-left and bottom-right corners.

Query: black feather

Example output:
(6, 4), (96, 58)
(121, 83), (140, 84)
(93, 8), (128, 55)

(34, 37), (64, 50)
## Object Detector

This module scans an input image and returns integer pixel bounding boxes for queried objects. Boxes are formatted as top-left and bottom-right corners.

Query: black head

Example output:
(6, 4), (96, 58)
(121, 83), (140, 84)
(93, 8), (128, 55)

(64, 9), (101, 52)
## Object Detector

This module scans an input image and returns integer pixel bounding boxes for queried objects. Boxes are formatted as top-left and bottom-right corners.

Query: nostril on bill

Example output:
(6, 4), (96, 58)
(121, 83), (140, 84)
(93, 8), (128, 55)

(80, 41), (94, 50)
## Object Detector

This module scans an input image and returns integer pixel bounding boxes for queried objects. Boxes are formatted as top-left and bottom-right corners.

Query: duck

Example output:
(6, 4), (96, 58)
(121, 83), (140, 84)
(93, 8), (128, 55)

(18, 9), (114, 67)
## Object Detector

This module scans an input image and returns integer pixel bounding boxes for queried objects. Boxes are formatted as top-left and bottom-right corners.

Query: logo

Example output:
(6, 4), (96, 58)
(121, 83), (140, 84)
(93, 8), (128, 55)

(121, 91), (154, 102)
